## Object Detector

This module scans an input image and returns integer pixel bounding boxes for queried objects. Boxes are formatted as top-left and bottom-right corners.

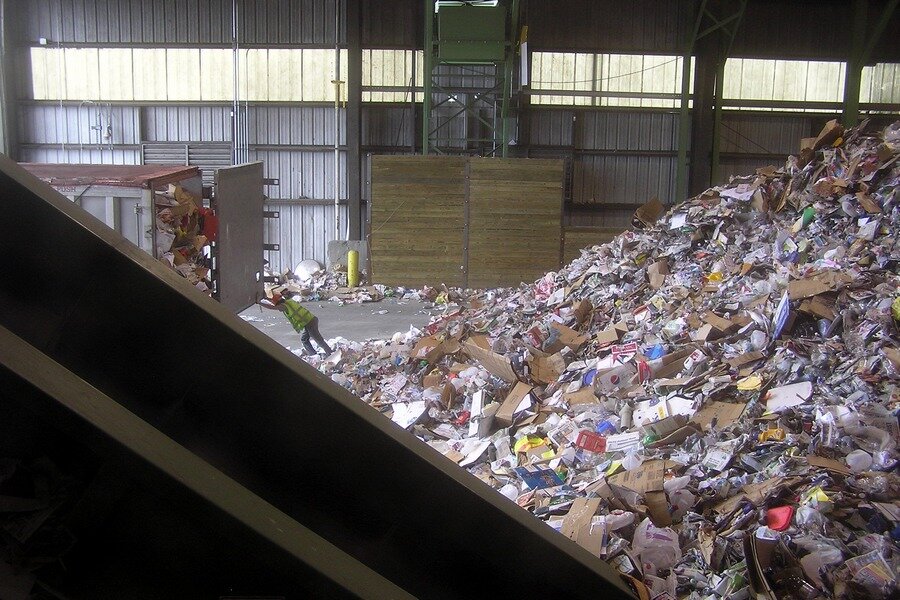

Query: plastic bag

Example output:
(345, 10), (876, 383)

(632, 517), (682, 573)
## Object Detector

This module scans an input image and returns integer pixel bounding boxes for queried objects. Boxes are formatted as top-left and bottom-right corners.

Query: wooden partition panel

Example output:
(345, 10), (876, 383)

(468, 158), (564, 288)
(370, 156), (563, 289)
(370, 156), (467, 287)
(562, 227), (622, 264)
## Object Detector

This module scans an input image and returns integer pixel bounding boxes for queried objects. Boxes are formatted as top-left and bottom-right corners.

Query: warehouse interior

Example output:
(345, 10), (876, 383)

(0, 1), (899, 599)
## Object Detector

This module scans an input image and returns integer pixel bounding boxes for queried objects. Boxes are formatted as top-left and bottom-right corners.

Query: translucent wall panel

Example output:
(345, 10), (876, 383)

(530, 52), (689, 108)
(31, 47), (348, 102)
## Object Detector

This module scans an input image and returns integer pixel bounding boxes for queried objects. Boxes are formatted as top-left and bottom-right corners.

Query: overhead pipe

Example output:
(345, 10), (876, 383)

(231, 0), (240, 165)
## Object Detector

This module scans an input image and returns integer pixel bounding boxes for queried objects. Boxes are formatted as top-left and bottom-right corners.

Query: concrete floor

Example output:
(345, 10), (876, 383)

(239, 297), (440, 350)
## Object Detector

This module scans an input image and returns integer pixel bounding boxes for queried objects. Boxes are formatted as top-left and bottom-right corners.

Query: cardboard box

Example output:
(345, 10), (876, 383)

(527, 350), (566, 385)
(572, 299), (593, 326)
(632, 197), (666, 229)
(647, 259), (669, 289)
(546, 322), (588, 354)
(495, 382), (535, 427)
(462, 336), (518, 382)
(595, 326), (623, 347)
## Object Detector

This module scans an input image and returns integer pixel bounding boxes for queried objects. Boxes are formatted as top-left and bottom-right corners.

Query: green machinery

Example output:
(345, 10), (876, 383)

(422, 0), (520, 157)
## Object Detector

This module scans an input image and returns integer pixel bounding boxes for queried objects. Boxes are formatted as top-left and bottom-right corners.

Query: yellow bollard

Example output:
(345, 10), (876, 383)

(347, 249), (359, 287)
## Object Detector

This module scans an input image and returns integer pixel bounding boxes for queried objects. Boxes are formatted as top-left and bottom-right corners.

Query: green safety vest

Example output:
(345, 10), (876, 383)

(283, 299), (314, 332)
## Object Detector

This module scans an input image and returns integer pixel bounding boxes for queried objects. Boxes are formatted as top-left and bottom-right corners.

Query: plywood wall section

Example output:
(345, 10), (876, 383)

(369, 156), (466, 287)
(563, 227), (622, 264)
(468, 158), (564, 289)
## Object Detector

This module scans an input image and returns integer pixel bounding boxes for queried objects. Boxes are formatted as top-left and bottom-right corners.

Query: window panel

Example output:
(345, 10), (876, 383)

(30, 48), (65, 100)
(165, 49), (201, 101)
(30, 47), (349, 102)
(64, 48), (100, 100)
(132, 49), (168, 101)
(200, 49), (233, 101)
(724, 58), (846, 111)
(98, 48), (135, 101)
(861, 63), (900, 104)
(362, 49), (421, 102)
(531, 51), (686, 108)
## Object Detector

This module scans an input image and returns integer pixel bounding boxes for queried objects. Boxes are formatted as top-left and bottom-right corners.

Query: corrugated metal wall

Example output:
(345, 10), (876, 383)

(264, 202), (349, 274)
(143, 106), (232, 142)
(23, 0), (345, 46)
(717, 112), (836, 183)
(16, 1), (896, 270)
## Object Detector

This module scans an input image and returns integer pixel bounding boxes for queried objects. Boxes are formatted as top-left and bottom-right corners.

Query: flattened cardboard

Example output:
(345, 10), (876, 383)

(441, 382), (455, 410)
(881, 346), (900, 369)
(692, 324), (721, 342)
(691, 401), (746, 430)
(798, 296), (836, 320)
(609, 459), (673, 495)
(422, 372), (442, 388)
(564, 386), (600, 406)
(463, 336), (518, 382)
(703, 312), (738, 334)
(744, 536), (779, 600)
(646, 424), (702, 448)
(647, 346), (697, 380)
(788, 272), (852, 300)
(807, 454), (851, 476)
(856, 192), (882, 214)
(713, 476), (801, 515)
(495, 382), (535, 427)
(641, 415), (688, 439)
(813, 119), (844, 151)
(644, 490), (672, 527)
(560, 497), (604, 556)
(727, 351), (765, 368)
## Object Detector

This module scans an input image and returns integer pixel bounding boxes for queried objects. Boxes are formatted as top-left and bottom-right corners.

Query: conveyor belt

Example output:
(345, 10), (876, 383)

(0, 155), (636, 600)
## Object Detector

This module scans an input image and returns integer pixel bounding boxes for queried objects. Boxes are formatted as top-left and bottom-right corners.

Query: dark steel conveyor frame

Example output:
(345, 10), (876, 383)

(0, 155), (636, 600)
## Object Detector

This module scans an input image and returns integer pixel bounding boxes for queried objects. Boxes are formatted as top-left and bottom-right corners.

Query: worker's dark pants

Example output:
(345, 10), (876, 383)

(301, 317), (332, 355)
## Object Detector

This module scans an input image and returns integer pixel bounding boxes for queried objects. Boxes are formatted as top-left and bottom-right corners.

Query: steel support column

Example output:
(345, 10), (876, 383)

(0, 0), (19, 159)
(711, 58), (727, 185)
(689, 45), (717, 196)
(676, 0), (746, 201)
(347, 0), (362, 240)
(422, 0), (434, 154)
(675, 0), (707, 203)
(843, 0), (897, 126)
(843, 0), (869, 128)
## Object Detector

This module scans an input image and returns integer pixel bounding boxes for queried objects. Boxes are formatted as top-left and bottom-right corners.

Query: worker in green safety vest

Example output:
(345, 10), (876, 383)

(265, 293), (333, 356)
